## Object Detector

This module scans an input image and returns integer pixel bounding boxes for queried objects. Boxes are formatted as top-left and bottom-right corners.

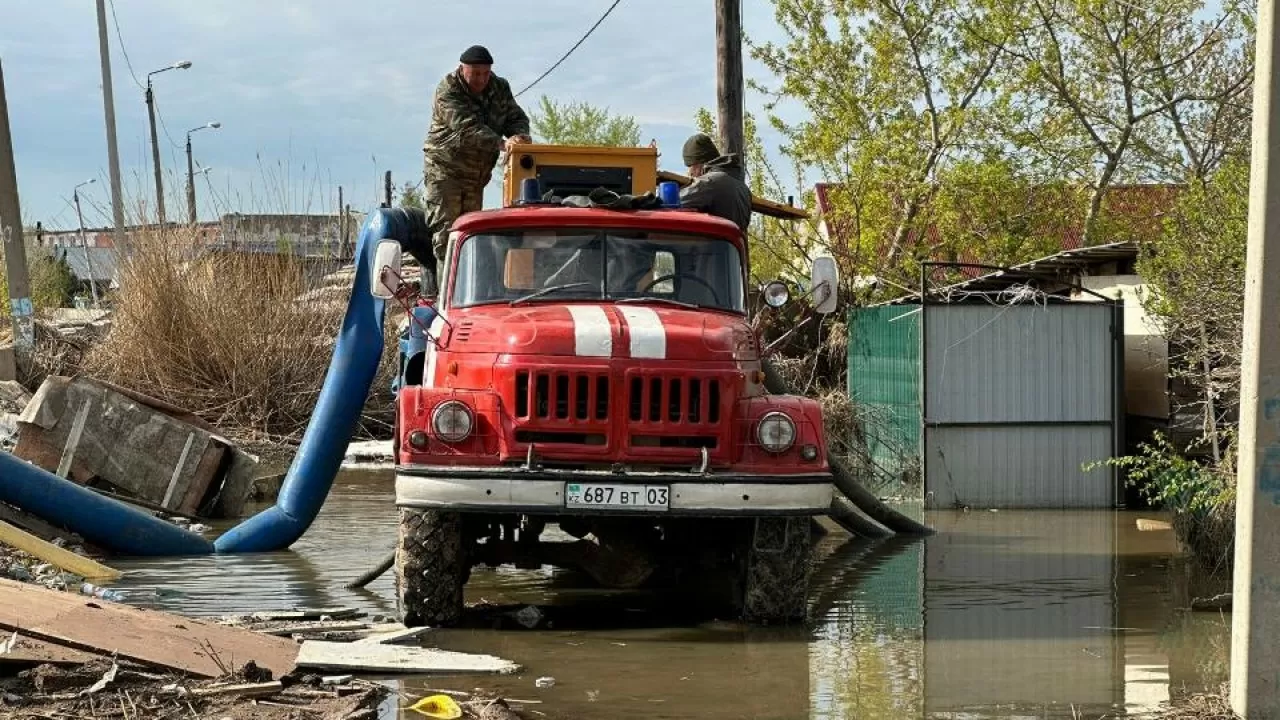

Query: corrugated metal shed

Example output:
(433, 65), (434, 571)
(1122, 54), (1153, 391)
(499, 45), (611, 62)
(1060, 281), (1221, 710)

(923, 302), (1120, 508)
(847, 307), (920, 489)
(848, 285), (1123, 508)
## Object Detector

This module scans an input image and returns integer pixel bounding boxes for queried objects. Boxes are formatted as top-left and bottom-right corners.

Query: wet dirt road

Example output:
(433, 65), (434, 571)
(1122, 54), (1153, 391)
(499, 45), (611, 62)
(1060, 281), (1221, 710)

(107, 470), (1231, 719)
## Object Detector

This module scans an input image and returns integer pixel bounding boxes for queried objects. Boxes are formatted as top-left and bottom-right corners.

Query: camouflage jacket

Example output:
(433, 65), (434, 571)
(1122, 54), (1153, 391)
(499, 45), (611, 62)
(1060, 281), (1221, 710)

(423, 70), (530, 185)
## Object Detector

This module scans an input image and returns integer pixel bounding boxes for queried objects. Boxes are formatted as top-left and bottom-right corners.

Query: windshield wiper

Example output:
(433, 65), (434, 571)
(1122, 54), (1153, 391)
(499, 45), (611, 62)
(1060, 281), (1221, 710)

(615, 296), (700, 310)
(509, 282), (594, 306)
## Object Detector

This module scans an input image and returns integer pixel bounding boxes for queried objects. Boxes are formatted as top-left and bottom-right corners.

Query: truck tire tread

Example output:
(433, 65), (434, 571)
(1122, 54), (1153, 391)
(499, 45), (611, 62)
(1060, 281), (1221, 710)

(396, 508), (465, 628)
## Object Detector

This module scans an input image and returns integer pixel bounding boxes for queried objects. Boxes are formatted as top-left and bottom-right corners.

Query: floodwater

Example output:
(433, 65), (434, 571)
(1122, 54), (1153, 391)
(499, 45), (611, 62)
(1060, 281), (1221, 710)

(108, 470), (1233, 719)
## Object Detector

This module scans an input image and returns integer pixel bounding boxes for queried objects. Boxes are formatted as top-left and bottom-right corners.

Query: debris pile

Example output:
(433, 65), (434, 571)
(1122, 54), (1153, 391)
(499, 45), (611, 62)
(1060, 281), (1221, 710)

(1, 657), (389, 720)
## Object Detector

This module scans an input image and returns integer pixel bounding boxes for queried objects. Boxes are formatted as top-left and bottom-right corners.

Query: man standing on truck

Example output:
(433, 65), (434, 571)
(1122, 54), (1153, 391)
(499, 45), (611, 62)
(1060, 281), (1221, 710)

(420, 45), (531, 267)
(678, 133), (752, 232)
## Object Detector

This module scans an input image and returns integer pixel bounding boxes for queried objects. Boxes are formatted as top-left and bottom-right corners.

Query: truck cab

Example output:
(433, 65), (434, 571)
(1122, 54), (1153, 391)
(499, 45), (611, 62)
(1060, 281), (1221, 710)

(373, 144), (838, 627)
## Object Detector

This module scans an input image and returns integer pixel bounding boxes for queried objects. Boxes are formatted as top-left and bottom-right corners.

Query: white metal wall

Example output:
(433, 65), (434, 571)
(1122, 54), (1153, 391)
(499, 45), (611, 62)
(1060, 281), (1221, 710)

(923, 302), (1119, 509)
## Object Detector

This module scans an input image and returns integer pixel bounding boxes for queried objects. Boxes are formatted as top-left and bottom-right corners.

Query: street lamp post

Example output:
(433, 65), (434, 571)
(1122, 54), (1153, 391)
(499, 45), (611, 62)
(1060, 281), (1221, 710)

(145, 60), (192, 228)
(72, 179), (100, 307)
(185, 122), (221, 225)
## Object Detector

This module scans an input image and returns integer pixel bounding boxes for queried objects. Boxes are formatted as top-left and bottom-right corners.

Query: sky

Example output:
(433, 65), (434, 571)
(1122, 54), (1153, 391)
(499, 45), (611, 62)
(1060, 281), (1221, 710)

(1, 1), (804, 231)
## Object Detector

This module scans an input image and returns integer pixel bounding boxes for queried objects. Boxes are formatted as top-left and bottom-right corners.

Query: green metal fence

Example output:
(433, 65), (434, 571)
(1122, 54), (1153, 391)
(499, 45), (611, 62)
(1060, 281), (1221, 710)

(847, 306), (921, 491)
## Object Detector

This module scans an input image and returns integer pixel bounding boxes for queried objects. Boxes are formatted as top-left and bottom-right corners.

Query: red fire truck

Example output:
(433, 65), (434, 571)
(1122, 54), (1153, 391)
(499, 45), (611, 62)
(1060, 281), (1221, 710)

(371, 144), (839, 626)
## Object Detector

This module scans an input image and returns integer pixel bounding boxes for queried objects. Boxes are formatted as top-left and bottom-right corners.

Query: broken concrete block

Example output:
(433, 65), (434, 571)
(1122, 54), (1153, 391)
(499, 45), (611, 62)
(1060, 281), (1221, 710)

(13, 376), (257, 518)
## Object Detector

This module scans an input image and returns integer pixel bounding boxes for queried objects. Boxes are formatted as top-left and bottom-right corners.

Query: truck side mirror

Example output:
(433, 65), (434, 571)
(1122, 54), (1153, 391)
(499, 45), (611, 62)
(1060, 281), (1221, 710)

(810, 256), (839, 315)
(371, 239), (403, 299)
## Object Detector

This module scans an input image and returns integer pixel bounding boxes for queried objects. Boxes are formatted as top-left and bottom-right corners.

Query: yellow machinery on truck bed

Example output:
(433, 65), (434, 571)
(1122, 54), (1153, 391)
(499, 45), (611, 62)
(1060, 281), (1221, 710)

(500, 143), (808, 220)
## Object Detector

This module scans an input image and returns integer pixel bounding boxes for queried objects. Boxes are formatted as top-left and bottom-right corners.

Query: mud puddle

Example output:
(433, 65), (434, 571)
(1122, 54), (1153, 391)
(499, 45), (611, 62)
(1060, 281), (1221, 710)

(103, 471), (1230, 719)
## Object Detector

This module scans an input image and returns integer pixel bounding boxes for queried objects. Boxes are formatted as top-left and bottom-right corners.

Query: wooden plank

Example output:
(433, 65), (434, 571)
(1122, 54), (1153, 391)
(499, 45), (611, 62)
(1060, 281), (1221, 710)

(191, 681), (283, 699)
(176, 436), (224, 516)
(656, 170), (810, 220)
(14, 425), (95, 485)
(0, 502), (98, 554)
(294, 641), (519, 675)
(357, 625), (432, 646)
(0, 578), (299, 679)
(252, 608), (364, 622)
(259, 621), (370, 637)
(54, 399), (92, 478)
(0, 520), (120, 580)
(0, 635), (101, 666)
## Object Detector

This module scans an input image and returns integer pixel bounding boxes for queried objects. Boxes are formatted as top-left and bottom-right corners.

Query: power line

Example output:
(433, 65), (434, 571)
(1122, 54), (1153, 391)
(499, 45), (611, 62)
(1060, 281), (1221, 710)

(106, 0), (144, 91)
(514, 0), (623, 98)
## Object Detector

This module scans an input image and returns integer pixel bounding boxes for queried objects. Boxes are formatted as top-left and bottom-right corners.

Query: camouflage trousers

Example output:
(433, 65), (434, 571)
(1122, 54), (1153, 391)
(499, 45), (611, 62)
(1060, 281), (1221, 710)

(423, 178), (485, 262)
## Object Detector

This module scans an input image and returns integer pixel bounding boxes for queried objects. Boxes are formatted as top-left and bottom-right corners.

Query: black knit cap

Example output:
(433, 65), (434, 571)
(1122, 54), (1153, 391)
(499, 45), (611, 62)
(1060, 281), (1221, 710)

(460, 45), (494, 65)
(682, 133), (720, 166)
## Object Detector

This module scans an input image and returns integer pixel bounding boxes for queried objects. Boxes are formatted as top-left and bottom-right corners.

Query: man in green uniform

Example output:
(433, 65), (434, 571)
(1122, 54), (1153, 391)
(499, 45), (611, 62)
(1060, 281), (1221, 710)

(421, 45), (531, 266)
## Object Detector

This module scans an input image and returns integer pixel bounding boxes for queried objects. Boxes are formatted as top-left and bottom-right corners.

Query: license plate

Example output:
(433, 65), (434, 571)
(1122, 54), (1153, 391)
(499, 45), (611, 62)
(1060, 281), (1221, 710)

(564, 483), (669, 510)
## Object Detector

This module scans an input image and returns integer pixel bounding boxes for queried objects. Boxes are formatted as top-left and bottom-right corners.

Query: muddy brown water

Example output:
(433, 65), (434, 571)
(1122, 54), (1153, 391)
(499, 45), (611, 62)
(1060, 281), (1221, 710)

(105, 470), (1231, 719)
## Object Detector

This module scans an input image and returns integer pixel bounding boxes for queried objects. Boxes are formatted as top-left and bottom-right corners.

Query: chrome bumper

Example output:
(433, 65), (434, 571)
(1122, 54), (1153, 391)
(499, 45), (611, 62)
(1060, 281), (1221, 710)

(394, 465), (832, 516)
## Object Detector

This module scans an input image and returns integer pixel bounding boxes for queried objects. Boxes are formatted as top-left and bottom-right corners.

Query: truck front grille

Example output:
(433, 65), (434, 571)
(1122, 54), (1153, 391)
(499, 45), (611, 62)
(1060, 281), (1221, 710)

(515, 370), (610, 421)
(628, 375), (721, 425)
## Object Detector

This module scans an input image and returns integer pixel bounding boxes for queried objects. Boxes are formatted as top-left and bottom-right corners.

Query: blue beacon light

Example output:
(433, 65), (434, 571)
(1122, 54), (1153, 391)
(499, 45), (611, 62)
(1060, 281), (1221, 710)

(520, 178), (541, 204)
(658, 181), (681, 208)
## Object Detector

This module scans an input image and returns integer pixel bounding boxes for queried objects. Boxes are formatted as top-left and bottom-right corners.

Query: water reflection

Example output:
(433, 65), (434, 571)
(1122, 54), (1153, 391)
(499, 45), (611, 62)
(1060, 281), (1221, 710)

(104, 473), (1230, 719)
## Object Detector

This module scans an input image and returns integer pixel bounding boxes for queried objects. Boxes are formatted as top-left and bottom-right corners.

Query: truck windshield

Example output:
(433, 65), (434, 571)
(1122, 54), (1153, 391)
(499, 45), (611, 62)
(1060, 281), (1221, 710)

(450, 230), (747, 313)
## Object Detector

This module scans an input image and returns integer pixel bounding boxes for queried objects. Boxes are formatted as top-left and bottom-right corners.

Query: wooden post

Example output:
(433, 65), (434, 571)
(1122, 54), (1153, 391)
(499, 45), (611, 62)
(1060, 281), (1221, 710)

(383, 171), (392, 209)
(0, 59), (33, 356)
(95, 0), (127, 251)
(715, 0), (745, 163)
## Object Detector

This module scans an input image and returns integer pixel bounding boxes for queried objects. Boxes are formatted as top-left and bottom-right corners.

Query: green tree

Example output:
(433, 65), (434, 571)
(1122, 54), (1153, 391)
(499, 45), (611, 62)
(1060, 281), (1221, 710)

(1138, 157), (1249, 439)
(530, 96), (642, 147)
(984, 0), (1250, 243)
(0, 245), (78, 311)
(399, 182), (424, 209)
(749, 0), (1011, 284)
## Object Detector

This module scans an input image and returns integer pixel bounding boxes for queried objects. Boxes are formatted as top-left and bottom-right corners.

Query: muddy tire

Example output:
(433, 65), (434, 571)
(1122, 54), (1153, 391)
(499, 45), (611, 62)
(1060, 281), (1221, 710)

(741, 517), (812, 624)
(396, 508), (466, 628)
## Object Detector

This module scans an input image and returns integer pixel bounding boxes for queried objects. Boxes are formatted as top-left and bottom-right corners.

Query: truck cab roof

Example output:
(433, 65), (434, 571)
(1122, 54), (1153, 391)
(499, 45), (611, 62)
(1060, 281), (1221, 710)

(452, 205), (746, 245)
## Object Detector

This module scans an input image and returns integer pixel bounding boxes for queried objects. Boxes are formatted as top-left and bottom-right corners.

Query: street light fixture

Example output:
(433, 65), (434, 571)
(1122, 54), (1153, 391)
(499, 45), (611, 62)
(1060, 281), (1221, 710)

(145, 60), (192, 227)
(72, 179), (100, 307)
(186, 121), (221, 225)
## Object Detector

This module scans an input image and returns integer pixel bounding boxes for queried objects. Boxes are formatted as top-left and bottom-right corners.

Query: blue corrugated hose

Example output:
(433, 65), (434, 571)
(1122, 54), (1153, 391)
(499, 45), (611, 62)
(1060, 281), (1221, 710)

(213, 208), (400, 552)
(0, 207), (409, 556)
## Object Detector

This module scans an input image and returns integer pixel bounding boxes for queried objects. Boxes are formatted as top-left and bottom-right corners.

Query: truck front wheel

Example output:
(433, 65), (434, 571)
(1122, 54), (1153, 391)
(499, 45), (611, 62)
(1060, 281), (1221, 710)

(396, 508), (467, 627)
(741, 516), (812, 624)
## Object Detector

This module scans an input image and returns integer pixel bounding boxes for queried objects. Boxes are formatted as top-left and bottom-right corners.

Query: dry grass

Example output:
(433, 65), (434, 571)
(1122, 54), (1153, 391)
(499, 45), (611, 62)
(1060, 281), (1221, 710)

(1156, 684), (1237, 719)
(1173, 500), (1236, 578)
(81, 229), (364, 447)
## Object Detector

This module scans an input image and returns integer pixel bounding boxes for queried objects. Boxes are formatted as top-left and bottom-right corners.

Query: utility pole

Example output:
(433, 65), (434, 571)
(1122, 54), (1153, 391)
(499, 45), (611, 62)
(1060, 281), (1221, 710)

(337, 185), (346, 259)
(146, 80), (165, 227)
(185, 134), (196, 225)
(73, 182), (101, 307)
(383, 171), (393, 208)
(715, 0), (745, 163)
(0, 59), (33, 357)
(95, 0), (127, 251)
(1233, 0), (1280, 715)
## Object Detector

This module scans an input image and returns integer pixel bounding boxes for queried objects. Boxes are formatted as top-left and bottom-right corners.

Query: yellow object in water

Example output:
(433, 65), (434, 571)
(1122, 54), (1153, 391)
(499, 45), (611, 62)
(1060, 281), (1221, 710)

(408, 694), (463, 719)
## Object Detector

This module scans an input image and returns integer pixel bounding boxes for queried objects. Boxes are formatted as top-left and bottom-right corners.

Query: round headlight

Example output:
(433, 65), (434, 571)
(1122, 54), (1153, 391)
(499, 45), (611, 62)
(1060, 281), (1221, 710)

(756, 412), (796, 453)
(762, 280), (790, 308)
(431, 401), (474, 443)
